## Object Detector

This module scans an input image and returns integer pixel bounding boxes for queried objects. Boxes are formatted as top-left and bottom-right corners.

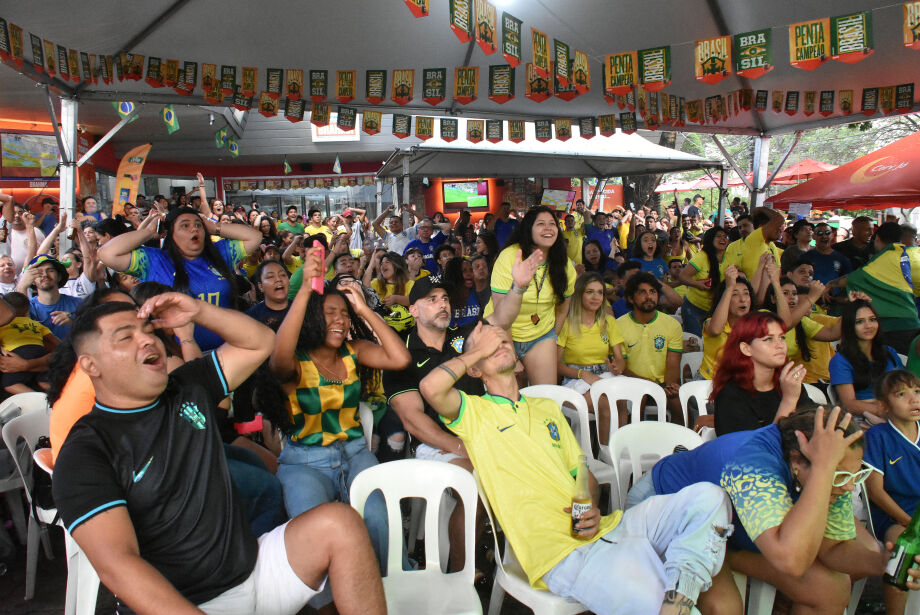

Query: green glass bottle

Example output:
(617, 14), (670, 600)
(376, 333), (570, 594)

(884, 504), (920, 591)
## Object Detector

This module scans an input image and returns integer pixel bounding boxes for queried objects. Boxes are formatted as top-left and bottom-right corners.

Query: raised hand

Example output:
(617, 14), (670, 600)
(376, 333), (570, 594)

(303, 246), (324, 280)
(510, 249), (543, 290)
(795, 406), (863, 470)
(778, 361), (806, 398)
(724, 264), (740, 286)
(137, 292), (202, 331)
(338, 277), (368, 312)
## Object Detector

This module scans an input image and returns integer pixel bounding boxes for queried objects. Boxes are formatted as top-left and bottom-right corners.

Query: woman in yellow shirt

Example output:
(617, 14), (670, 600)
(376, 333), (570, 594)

(486, 206), (576, 385)
(700, 265), (751, 380)
(364, 250), (415, 332)
(556, 272), (626, 444)
(678, 226), (730, 338)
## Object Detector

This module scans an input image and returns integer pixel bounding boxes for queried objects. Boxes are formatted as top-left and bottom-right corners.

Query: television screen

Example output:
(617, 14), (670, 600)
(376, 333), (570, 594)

(442, 180), (489, 210)
(1, 133), (60, 178)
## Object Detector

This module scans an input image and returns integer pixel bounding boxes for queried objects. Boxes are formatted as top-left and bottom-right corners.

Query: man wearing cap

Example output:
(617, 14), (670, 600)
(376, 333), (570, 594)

(383, 276), (484, 571)
(0, 192), (46, 273)
(17, 254), (82, 339)
(341, 208), (367, 251)
(35, 197), (59, 236)
(277, 206), (305, 235)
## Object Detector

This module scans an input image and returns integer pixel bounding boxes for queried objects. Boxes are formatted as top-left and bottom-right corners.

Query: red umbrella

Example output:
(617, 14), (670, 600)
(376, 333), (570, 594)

(768, 132), (920, 210)
(773, 158), (838, 182)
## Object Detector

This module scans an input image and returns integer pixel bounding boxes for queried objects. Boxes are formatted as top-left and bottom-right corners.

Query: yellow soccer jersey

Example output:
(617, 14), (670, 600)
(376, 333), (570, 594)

(616, 311), (683, 383)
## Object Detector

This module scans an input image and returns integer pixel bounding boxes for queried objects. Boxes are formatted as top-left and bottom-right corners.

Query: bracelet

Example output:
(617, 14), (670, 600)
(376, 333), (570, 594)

(511, 283), (527, 294)
(179, 339), (197, 345)
(577, 369), (583, 379)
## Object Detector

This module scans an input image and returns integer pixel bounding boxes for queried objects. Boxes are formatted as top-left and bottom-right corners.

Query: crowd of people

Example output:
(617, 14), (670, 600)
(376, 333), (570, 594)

(1, 180), (919, 615)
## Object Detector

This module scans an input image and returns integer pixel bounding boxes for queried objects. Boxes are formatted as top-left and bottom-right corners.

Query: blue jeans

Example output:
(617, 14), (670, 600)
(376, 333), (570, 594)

(223, 444), (286, 538)
(543, 483), (732, 614)
(513, 328), (558, 358)
(276, 436), (390, 570)
(681, 299), (708, 338)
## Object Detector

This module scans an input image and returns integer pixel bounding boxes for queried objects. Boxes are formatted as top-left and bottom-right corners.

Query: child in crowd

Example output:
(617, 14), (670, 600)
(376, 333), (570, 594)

(864, 369), (920, 615)
(632, 230), (668, 280)
(0, 292), (59, 394)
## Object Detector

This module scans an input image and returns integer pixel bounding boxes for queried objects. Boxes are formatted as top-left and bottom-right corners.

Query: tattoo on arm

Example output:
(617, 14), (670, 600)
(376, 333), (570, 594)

(437, 364), (460, 382)
(662, 590), (695, 615)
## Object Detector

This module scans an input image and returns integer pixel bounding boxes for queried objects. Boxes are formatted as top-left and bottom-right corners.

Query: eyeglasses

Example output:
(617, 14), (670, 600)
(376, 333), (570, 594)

(831, 467), (873, 487)
(814, 230), (833, 237)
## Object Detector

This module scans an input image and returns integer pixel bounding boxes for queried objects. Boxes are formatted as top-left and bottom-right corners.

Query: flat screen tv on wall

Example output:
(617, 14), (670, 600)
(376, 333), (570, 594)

(442, 180), (489, 210)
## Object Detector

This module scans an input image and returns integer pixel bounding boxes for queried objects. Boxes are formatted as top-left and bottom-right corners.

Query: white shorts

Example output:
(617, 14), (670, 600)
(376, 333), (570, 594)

(198, 521), (325, 615)
(415, 442), (461, 463)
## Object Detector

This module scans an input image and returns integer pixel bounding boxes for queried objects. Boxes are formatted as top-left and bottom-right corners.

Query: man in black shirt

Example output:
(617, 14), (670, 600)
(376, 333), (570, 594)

(383, 277), (484, 570)
(52, 293), (384, 615)
(834, 215), (875, 270)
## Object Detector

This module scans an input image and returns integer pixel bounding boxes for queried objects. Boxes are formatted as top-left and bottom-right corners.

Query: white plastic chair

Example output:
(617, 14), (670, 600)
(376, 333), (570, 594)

(589, 376), (672, 448)
(606, 422), (702, 507)
(732, 572), (776, 615)
(898, 352), (908, 366)
(473, 472), (586, 615)
(826, 383), (842, 409)
(358, 401), (374, 450)
(682, 332), (702, 353)
(800, 383), (828, 406)
(521, 385), (619, 513)
(350, 459), (481, 615)
(678, 380), (712, 425)
(679, 351), (703, 384)
(0, 393), (46, 545)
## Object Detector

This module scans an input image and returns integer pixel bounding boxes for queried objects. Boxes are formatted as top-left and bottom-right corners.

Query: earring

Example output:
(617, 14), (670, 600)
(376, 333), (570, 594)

(792, 468), (802, 494)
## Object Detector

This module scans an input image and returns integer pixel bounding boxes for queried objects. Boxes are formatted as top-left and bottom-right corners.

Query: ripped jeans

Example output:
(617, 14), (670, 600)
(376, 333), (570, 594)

(543, 483), (732, 615)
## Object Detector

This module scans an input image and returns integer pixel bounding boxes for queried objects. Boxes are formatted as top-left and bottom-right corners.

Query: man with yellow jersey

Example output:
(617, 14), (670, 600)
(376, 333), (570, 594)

(419, 322), (732, 615)
(723, 207), (784, 280)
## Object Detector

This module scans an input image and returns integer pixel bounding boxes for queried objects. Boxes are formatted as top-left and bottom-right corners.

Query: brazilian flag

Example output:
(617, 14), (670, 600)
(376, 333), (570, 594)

(215, 126), (228, 148)
(113, 101), (136, 121)
(227, 137), (239, 157)
(161, 105), (179, 134)
(283, 158), (292, 174)
(847, 244), (920, 332)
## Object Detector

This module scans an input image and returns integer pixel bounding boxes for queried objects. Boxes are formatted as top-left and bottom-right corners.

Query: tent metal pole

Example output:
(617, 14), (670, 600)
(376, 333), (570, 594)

(58, 97), (78, 254)
(375, 180), (383, 219)
(77, 108), (139, 167)
(717, 169), (726, 226)
(711, 135), (752, 191)
(765, 130), (803, 190)
(751, 136), (770, 208)
(588, 178), (606, 212)
(401, 156), (411, 211)
(43, 86), (70, 164)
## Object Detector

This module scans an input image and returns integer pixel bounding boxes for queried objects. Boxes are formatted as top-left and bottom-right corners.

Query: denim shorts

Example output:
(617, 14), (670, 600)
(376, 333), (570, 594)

(513, 328), (558, 358)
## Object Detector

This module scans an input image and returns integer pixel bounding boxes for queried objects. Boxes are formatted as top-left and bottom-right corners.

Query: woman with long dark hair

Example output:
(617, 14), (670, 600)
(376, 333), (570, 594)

(442, 256), (481, 326)
(486, 205), (576, 385)
(269, 251), (409, 570)
(474, 229), (500, 266)
(581, 239), (616, 273)
(98, 204), (262, 350)
(700, 266), (752, 380)
(830, 299), (904, 425)
(711, 311), (808, 435)
(678, 225), (730, 337)
(256, 213), (279, 245)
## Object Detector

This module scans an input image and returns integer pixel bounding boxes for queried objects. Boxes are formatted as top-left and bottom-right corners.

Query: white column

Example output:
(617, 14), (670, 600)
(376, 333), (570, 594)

(58, 97), (78, 254)
(750, 135), (770, 209)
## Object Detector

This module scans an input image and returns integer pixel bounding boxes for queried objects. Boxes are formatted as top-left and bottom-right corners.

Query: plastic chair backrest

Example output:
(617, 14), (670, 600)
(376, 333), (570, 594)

(521, 385), (591, 457)
(679, 352), (703, 383)
(1, 404), (51, 508)
(682, 332), (702, 353)
(350, 459), (477, 583)
(608, 422), (703, 490)
(0, 393), (48, 487)
(472, 470), (509, 576)
(801, 383), (828, 406)
(898, 353), (908, 366)
(589, 376), (669, 439)
(826, 383), (841, 409)
(678, 380), (713, 422)
(358, 402), (374, 450)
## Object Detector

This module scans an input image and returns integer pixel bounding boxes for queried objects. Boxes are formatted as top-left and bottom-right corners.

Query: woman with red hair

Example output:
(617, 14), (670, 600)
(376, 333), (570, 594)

(711, 311), (808, 435)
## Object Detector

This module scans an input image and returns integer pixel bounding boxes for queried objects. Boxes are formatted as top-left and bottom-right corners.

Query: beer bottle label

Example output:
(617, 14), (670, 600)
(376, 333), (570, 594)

(571, 501), (592, 530)
(885, 545), (906, 578)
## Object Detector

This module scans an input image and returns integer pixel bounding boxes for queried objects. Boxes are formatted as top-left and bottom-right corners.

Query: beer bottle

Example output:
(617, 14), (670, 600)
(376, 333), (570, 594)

(570, 455), (592, 539)
(884, 504), (920, 591)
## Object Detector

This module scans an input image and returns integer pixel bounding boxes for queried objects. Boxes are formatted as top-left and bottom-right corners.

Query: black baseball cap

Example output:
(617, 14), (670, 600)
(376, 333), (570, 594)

(408, 276), (450, 305)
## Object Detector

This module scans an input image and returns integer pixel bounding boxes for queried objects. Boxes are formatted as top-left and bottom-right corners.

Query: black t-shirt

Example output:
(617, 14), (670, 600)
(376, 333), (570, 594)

(713, 380), (808, 436)
(52, 353), (258, 605)
(383, 321), (484, 434)
(245, 301), (290, 331)
(834, 238), (874, 271)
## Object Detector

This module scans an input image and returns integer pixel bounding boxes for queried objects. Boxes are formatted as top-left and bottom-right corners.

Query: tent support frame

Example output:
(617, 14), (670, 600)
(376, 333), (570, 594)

(77, 107), (139, 167)
(711, 135), (751, 192)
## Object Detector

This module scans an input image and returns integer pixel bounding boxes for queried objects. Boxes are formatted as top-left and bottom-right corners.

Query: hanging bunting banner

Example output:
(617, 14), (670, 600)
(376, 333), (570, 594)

(449, 0), (473, 43)
(572, 49), (590, 94)
(554, 118), (572, 141)
(704, 96), (720, 123)
(687, 100), (702, 124)
(734, 29), (773, 79)
(146, 57), (163, 87)
(161, 105), (179, 134)
(392, 69), (414, 105)
(80, 52), (93, 83)
(6, 23), (22, 67)
(803, 91), (816, 116)
(201, 63), (217, 92)
(30, 34), (43, 73)
(638, 46), (670, 92)
(695, 35), (731, 84)
(163, 59), (179, 88)
(677, 97), (687, 126)
(784, 91), (800, 115)
(488, 64), (514, 103)
(416, 116), (434, 140)
(508, 119), (525, 143)
(789, 18), (830, 70)
(454, 66), (478, 104)
(286, 69), (304, 100)
(553, 39), (570, 87)
(43, 40), (55, 76)
(831, 12), (873, 63)
(203, 89), (225, 105)
(180, 61), (197, 93)
(600, 63), (617, 105)
(236, 66), (256, 98)
(819, 90), (835, 116)
(393, 113), (411, 138)
(636, 88), (648, 118)
(486, 119), (503, 143)
(57, 45), (69, 80)
(619, 112), (637, 134)
(754, 89), (768, 110)
(501, 12), (522, 67)
(879, 86), (895, 114)
(366, 69), (386, 104)
(68, 49), (80, 82)
(362, 109), (382, 134)
(404, 0), (429, 18)
(440, 117), (458, 142)
(285, 98), (305, 123)
(467, 119), (484, 143)
(578, 117), (596, 139)
(227, 137), (239, 158)
(310, 102), (330, 126)
(839, 89), (854, 115)
(525, 63), (551, 102)
(259, 91), (279, 117)
(114, 53), (125, 81)
(771, 90), (783, 113)
(599, 114), (616, 136)
(554, 61), (579, 101)
(220, 65), (236, 95)
(896, 83), (915, 112)
(309, 70), (328, 102)
(266, 68), (283, 99)
(534, 119), (552, 142)
(475, 0), (497, 54)
(172, 63), (185, 93)
(231, 87), (252, 111)
(423, 67), (447, 105)
(0, 19), (10, 62)
(861, 87), (878, 115)
(532, 28), (550, 79)
(336, 106), (356, 130)
(906, 2), (920, 49)
(336, 70), (355, 103)
(648, 92), (660, 121)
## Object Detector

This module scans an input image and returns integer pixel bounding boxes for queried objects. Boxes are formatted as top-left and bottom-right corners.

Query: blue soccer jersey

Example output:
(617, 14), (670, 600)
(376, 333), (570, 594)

(863, 421), (920, 539)
(124, 240), (247, 350)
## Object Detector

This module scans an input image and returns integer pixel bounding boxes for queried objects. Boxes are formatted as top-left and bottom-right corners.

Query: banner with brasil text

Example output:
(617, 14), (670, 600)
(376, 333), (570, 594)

(113, 144), (151, 215)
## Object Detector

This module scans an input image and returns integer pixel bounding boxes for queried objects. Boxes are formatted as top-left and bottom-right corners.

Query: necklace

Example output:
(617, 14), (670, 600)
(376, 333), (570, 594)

(531, 265), (548, 325)
(308, 351), (345, 385)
